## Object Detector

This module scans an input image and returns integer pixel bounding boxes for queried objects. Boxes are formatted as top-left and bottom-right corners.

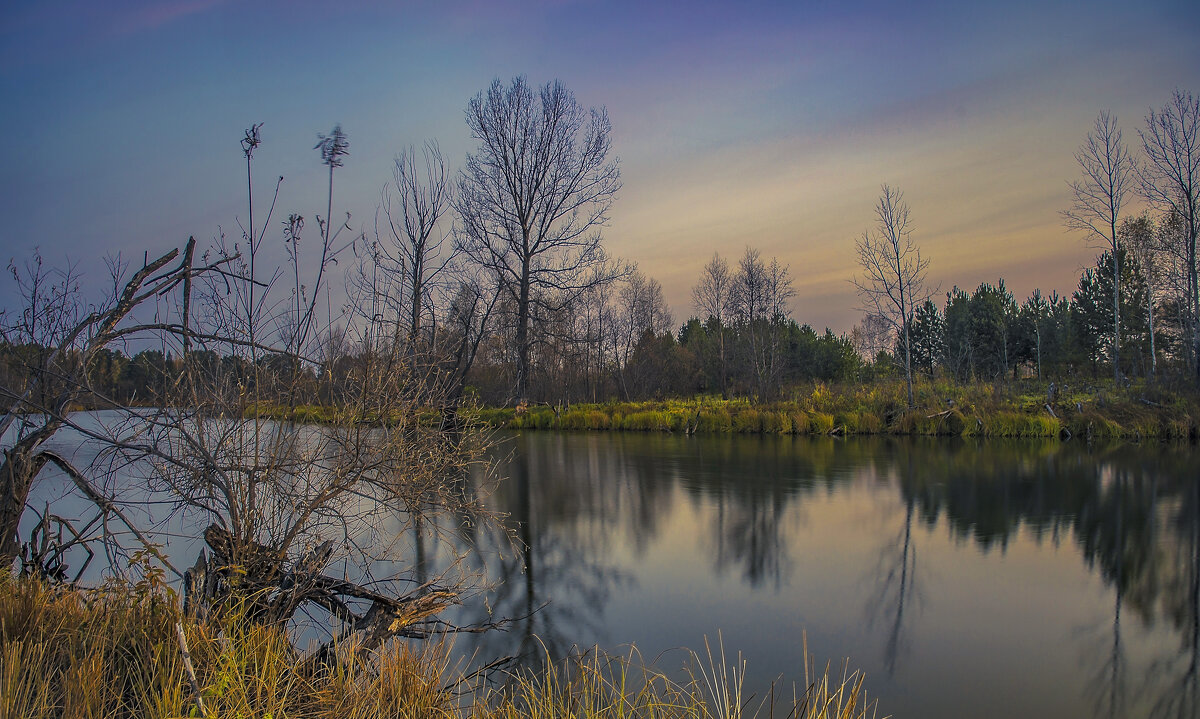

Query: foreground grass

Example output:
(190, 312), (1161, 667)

(0, 576), (883, 719)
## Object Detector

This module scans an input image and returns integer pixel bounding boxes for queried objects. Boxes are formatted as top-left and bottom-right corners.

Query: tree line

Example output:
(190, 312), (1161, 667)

(353, 84), (1200, 405)
(849, 90), (1200, 403)
(2, 222), (1179, 410)
(4, 84), (1200, 423)
(883, 219), (1180, 386)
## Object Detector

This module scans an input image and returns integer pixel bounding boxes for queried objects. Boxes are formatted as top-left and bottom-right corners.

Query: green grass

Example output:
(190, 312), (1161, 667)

(253, 377), (1200, 444)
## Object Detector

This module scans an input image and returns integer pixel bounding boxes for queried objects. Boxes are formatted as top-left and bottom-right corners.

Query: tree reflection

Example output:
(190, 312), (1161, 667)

(877, 440), (1198, 714)
(450, 434), (635, 672)
(868, 494), (919, 676)
(687, 436), (852, 588)
(864, 443), (926, 677)
(1145, 478), (1199, 719)
(433, 430), (1200, 714)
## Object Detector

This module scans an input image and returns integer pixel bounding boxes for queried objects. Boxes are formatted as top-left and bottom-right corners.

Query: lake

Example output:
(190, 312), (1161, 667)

(447, 431), (1199, 719)
(18, 418), (1200, 718)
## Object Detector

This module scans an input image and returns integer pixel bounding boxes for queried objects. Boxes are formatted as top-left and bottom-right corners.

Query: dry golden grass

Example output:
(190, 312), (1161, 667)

(0, 576), (883, 719)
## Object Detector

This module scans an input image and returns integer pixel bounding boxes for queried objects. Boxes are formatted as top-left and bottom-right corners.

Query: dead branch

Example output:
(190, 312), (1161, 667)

(40, 450), (181, 577)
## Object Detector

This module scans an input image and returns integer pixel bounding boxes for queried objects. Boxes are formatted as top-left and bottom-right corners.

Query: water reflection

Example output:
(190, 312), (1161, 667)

(448, 433), (1198, 719)
(452, 435), (637, 670)
(31, 419), (1196, 717)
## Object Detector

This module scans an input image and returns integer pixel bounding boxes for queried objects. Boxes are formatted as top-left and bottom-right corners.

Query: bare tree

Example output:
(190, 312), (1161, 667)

(692, 252), (733, 396)
(435, 273), (500, 428)
(620, 270), (672, 340)
(614, 269), (673, 398)
(1063, 111), (1136, 382)
(456, 76), (623, 401)
(1154, 209), (1196, 369)
(732, 247), (768, 326)
(378, 141), (456, 358)
(0, 240), (228, 570)
(853, 184), (930, 407)
(731, 248), (794, 398)
(1140, 89), (1200, 378)
(851, 313), (893, 362)
(576, 280), (618, 401)
(3, 124), (494, 654)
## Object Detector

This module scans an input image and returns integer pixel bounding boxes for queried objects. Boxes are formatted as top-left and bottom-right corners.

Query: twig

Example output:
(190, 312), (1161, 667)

(40, 450), (181, 577)
(175, 621), (208, 718)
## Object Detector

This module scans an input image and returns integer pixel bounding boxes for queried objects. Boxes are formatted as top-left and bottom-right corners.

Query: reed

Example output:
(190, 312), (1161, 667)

(491, 637), (883, 719)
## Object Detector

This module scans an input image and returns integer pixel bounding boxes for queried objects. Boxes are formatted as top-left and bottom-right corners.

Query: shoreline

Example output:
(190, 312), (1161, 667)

(254, 378), (1200, 443)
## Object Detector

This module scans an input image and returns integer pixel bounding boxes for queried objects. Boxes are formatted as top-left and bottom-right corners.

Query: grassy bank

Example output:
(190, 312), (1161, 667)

(0, 576), (882, 719)
(248, 378), (1199, 442)
(470, 378), (1200, 441)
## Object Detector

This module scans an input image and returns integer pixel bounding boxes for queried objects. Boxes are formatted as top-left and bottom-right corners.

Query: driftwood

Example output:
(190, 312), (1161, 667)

(18, 504), (97, 584)
(184, 524), (464, 651)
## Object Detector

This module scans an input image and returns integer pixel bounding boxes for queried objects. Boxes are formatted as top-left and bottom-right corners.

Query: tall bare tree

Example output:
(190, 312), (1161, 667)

(1063, 111), (1135, 382)
(692, 252), (733, 396)
(378, 141), (456, 357)
(614, 269), (673, 398)
(1140, 89), (1200, 378)
(732, 248), (794, 398)
(456, 76), (622, 401)
(853, 184), (930, 407)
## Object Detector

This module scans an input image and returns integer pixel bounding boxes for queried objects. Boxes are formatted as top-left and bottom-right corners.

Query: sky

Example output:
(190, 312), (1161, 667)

(2, 0), (1199, 333)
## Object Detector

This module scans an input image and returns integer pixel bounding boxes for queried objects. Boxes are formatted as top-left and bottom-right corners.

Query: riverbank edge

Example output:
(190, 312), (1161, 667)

(254, 379), (1200, 442)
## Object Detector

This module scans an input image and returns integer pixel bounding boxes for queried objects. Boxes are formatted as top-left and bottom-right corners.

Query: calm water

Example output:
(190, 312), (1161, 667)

(446, 431), (1199, 719)
(18, 418), (1200, 718)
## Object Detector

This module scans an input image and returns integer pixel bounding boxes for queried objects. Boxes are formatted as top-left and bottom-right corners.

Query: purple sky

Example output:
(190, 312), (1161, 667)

(3, 0), (1199, 332)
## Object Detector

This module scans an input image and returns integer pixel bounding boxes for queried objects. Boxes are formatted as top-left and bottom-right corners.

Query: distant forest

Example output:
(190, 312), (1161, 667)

(2, 82), (1198, 412)
(0, 233), (1185, 409)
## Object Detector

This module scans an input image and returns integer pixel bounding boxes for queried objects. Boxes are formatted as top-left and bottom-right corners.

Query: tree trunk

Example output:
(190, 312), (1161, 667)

(1035, 321), (1042, 379)
(515, 263), (532, 401)
(718, 325), (727, 399)
(1113, 227), (1121, 383)
(1148, 284), (1156, 378)
(0, 446), (51, 567)
(1190, 218), (1200, 381)
(902, 316), (914, 408)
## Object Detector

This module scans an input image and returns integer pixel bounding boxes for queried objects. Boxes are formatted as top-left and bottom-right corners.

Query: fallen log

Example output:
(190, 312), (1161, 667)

(186, 523), (465, 649)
